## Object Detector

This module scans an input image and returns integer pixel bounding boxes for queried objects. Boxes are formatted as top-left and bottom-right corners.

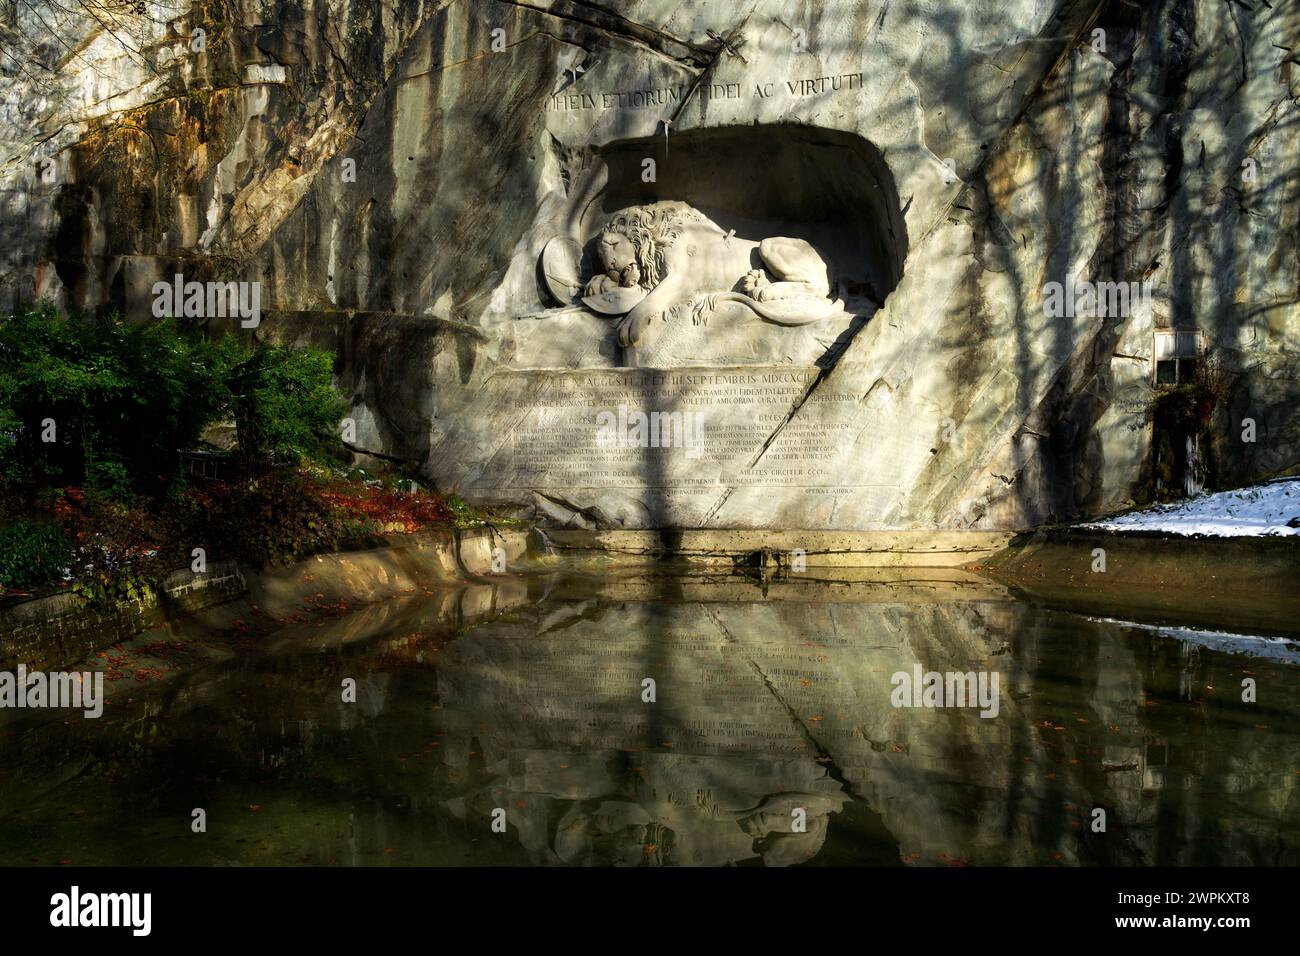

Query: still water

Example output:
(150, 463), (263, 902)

(1, 569), (1296, 866)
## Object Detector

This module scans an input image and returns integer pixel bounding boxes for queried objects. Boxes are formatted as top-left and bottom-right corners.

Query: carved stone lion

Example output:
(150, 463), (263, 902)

(579, 201), (842, 348)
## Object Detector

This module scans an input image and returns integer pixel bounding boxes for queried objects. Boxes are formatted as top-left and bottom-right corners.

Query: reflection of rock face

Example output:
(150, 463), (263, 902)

(425, 584), (1300, 866)
(0, 575), (1296, 866)
(432, 596), (1018, 865)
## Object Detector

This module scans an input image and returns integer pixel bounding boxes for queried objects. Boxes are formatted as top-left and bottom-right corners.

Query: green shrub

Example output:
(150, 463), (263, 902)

(0, 307), (218, 493)
(0, 520), (72, 590)
(443, 493), (521, 529)
(86, 457), (133, 498)
(222, 343), (349, 474)
(0, 306), (348, 494)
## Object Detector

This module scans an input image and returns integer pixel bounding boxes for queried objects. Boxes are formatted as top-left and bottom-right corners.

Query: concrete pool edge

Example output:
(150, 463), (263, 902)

(539, 529), (1016, 567)
(977, 529), (1300, 637)
(0, 526), (533, 673)
(7, 522), (1297, 673)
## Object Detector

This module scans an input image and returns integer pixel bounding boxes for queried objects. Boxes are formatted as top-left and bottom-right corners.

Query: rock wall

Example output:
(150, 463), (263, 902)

(2, 0), (1297, 530)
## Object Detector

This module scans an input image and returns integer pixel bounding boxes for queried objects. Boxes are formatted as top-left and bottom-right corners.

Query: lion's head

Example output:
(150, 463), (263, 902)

(596, 202), (696, 289)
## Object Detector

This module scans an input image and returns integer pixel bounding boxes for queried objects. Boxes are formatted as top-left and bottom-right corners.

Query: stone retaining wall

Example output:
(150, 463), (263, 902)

(0, 527), (531, 672)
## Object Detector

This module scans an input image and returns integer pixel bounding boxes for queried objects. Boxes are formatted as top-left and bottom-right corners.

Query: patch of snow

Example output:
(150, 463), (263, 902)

(1088, 616), (1300, 664)
(1081, 479), (1300, 537)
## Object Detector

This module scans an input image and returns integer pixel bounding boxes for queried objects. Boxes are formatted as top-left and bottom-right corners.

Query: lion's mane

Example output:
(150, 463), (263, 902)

(599, 201), (698, 289)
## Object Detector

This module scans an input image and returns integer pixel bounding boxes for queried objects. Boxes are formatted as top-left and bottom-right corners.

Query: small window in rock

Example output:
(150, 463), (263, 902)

(1153, 330), (1203, 385)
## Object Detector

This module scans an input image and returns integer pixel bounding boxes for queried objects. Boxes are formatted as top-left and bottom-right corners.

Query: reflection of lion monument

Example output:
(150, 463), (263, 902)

(580, 201), (843, 348)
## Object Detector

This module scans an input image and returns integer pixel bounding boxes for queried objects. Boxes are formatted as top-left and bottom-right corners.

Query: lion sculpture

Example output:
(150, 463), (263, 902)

(579, 201), (842, 348)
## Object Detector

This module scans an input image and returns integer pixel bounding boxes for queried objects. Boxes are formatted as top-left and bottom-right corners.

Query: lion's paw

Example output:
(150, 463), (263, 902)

(742, 269), (770, 298)
(585, 273), (617, 297)
(618, 313), (650, 348)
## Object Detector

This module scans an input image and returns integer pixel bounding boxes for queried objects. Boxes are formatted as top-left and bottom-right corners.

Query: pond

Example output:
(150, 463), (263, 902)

(0, 568), (1296, 866)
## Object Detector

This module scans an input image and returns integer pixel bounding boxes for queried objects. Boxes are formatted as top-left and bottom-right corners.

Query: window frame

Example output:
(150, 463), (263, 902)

(1152, 329), (1203, 386)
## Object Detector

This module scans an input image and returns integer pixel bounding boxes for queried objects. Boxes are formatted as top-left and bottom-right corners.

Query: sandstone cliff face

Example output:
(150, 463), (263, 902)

(2, 0), (1297, 530)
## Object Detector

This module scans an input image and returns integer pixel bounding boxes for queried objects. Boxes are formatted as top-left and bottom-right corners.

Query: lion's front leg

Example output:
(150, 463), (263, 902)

(617, 311), (650, 348)
(616, 274), (684, 349)
(585, 272), (618, 296)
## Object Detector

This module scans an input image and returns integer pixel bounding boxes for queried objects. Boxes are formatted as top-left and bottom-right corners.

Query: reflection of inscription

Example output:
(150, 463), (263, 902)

(444, 626), (861, 756)
(493, 369), (866, 489)
(545, 74), (863, 113)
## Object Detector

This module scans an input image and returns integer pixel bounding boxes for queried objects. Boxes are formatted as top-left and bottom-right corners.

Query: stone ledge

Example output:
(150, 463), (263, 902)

(979, 529), (1300, 637)
(541, 528), (1015, 566)
(0, 561), (246, 674)
(0, 527), (532, 673)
